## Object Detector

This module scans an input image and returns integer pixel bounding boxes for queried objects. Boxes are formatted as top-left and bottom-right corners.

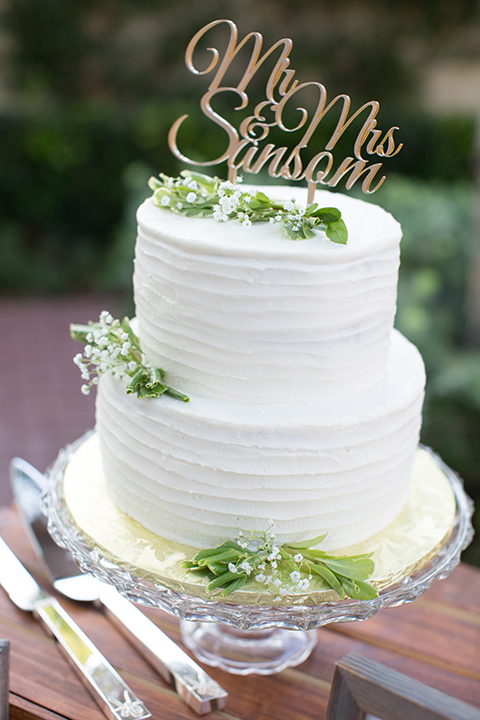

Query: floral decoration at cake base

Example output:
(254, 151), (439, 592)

(48, 431), (463, 610)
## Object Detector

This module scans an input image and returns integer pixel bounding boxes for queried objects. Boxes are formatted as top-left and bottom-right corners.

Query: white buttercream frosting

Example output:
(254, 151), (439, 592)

(96, 329), (425, 551)
(134, 186), (401, 403)
(96, 183), (425, 552)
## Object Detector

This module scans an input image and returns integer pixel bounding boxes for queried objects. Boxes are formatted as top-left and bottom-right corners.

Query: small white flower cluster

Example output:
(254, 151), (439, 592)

(72, 312), (139, 395)
(277, 198), (307, 233)
(155, 175), (200, 210)
(212, 178), (254, 227)
(230, 522), (312, 599)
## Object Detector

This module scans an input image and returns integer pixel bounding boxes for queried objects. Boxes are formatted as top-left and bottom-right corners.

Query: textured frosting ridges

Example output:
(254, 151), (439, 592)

(96, 329), (425, 552)
(134, 186), (401, 404)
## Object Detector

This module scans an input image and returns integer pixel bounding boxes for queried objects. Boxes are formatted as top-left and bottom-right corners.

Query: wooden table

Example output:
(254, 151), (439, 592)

(0, 505), (479, 720)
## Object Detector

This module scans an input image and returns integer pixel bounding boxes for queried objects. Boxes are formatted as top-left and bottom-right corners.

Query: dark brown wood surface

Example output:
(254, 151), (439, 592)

(0, 505), (479, 720)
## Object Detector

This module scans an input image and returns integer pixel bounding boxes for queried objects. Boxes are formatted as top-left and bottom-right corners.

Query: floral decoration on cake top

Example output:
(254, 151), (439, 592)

(149, 171), (348, 244)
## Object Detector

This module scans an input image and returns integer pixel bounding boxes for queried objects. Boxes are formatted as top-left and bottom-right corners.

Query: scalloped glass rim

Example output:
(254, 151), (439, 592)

(42, 432), (474, 631)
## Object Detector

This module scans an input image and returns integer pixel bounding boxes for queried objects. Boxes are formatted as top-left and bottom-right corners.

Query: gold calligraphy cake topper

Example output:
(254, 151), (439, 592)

(168, 19), (403, 205)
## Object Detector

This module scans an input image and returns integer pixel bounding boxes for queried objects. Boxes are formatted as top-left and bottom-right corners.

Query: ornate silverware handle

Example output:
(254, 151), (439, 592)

(98, 585), (228, 715)
(34, 596), (151, 720)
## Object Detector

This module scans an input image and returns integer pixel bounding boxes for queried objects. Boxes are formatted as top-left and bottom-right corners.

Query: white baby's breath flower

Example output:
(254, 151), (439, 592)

(290, 571), (301, 583)
(186, 192), (197, 203)
(297, 578), (310, 591)
(284, 199), (295, 212)
(228, 563), (238, 574)
(255, 573), (266, 583)
(73, 353), (83, 367)
(128, 361), (137, 371)
(219, 196), (234, 214)
(81, 384), (90, 395)
(213, 207), (229, 222)
(242, 217), (252, 227)
(294, 553), (303, 563)
(240, 560), (252, 576)
(268, 546), (280, 561)
(279, 587), (288, 596)
(99, 310), (112, 322)
(219, 180), (235, 193)
(273, 578), (282, 587)
(160, 195), (170, 206)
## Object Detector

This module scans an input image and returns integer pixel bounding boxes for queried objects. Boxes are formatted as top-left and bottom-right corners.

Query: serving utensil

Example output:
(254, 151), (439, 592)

(0, 535), (151, 720)
(10, 457), (228, 716)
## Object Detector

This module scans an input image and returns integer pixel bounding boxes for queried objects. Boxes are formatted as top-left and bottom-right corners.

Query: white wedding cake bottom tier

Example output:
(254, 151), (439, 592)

(96, 329), (425, 552)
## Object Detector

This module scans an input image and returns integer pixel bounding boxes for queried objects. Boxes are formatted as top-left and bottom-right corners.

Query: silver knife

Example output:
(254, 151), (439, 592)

(10, 457), (228, 715)
(0, 535), (151, 720)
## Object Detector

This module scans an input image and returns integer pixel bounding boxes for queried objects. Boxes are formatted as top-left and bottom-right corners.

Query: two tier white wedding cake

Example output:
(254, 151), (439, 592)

(94, 182), (425, 553)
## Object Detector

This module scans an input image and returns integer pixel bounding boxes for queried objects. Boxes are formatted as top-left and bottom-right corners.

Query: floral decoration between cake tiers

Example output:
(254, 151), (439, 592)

(46, 431), (463, 609)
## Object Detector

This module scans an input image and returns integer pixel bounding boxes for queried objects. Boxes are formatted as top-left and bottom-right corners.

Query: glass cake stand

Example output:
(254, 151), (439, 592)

(42, 436), (474, 675)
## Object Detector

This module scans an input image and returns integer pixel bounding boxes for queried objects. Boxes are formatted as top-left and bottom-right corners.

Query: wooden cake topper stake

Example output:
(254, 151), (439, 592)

(169, 19), (403, 205)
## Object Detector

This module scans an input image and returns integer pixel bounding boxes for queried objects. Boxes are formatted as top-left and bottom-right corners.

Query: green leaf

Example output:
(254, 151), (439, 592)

(198, 549), (241, 566)
(301, 219), (317, 239)
(137, 383), (167, 398)
(338, 576), (378, 600)
(285, 533), (328, 549)
(121, 316), (140, 347)
(181, 170), (217, 193)
(70, 323), (91, 342)
(149, 367), (166, 382)
(308, 563), (345, 597)
(254, 190), (272, 204)
(148, 176), (162, 191)
(220, 575), (249, 597)
(126, 369), (149, 394)
(164, 387), (190, 402)
(191, 542), (243, 562)
(304, 203), (319, 217)
(207, 571), (244, 592)
(311, 206), (341, 223)
(326, 219), (348, 244)
(320, 556), (375, 581)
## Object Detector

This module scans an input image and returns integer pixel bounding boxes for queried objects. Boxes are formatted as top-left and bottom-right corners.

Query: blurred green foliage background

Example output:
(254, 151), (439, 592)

(0, 0), (479, 562)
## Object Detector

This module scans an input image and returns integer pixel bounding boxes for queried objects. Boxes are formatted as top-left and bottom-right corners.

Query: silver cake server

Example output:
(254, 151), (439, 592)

(10, 457), (228, 716)
(0, 535), (151, 720)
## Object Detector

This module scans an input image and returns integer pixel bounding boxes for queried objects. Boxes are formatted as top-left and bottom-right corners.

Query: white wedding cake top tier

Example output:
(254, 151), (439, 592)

(134, 185), (401, 404)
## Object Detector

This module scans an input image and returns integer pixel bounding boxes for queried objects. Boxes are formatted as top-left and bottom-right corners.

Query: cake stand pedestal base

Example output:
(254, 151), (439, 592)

(180, 621), (318, 675)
